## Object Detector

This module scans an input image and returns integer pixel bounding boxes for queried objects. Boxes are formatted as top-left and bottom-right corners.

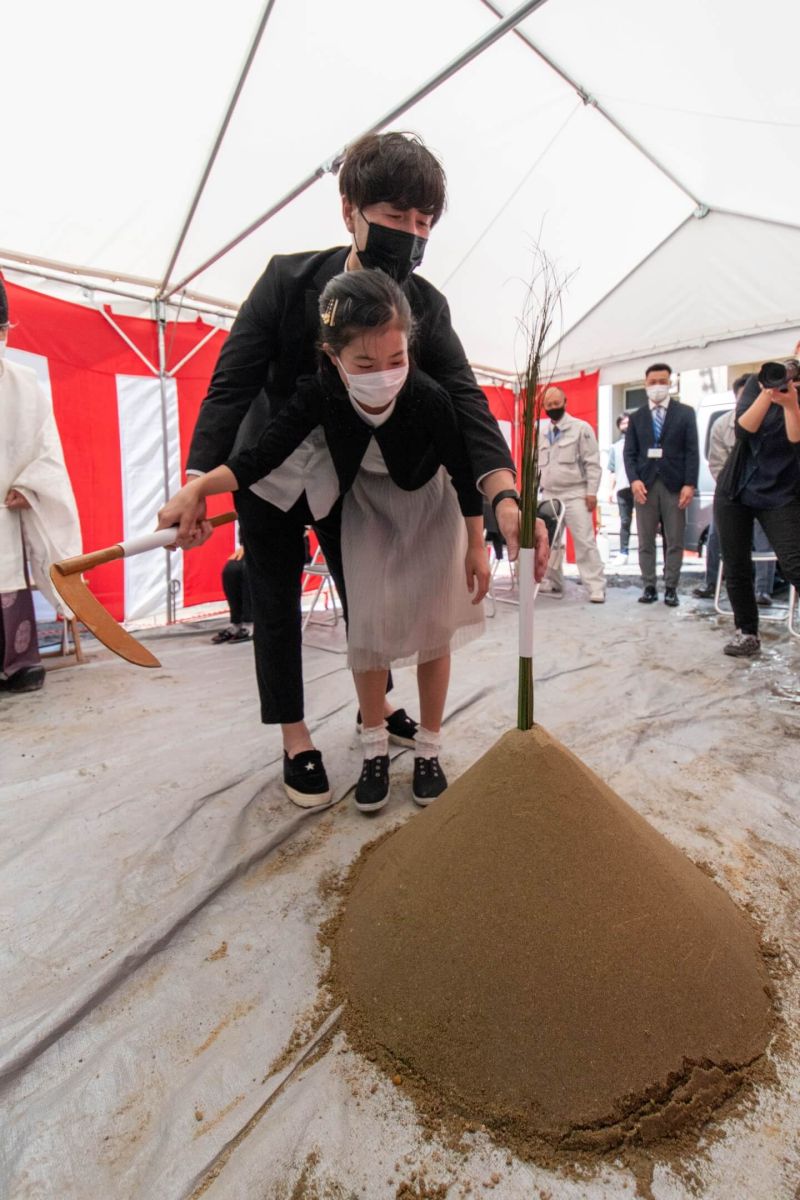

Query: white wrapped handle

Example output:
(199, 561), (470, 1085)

(119, 528), (180, 557)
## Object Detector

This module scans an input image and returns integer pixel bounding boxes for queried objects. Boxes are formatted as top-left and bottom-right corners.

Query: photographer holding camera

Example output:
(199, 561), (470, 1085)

(714, 358), (800, 656)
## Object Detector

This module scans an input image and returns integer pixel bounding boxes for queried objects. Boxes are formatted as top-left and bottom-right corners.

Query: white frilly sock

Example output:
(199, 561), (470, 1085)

(360, 724), (389, 760)
(414, 726), (441, 759)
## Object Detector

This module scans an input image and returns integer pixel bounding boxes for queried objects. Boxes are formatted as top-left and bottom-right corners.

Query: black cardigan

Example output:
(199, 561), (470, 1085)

(186, 247), (514, 484)
(226, 367), (484, 518)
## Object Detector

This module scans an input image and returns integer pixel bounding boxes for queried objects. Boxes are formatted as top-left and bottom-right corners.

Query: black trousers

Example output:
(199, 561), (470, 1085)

(616, 486), (633, 554)
(714, 492), (800, 635)
(235, 488), (348, 725)
(221, 557), (253, 625)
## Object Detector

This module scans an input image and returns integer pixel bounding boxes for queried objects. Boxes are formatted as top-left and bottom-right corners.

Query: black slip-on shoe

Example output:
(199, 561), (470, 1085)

(0, 665), (45, 693)
(664, 587), (680, 607)
(355, 755), (391, 813)
(692, 584), (714, 599)
(283, 750), (331, 808)
(385, 708), (418, 748)
(412, 756), (448, 807)
(756, 593), (773, 608)
(638, 586), (658, 604)
(355, 708), (418, 749)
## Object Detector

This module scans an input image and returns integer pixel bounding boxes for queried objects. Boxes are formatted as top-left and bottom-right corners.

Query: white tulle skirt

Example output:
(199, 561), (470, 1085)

(341, 466), (485, 672)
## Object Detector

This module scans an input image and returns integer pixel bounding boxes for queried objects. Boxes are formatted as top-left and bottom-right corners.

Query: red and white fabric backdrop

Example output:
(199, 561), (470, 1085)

(4, 281), (598, 619)
(478, 376), (600, 562)
(5, 281), (234, 622)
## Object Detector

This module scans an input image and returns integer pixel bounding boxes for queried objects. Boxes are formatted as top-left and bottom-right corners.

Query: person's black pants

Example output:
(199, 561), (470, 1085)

(714, 492), (800, 635)
(235, 488), (348, 725)
(221, 557), (253, 625)
(616, 486), (633, 554)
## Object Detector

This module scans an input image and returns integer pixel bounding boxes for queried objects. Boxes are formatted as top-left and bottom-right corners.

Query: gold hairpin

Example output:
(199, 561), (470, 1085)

(321, 297), (339, 327)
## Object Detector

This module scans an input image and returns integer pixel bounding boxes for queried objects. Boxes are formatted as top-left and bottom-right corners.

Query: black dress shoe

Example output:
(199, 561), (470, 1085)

(0, 665), (45, 693)
(638, 586), (658, 604)
(756, 593), (773, 607)
(692, 584), (714, 599)
(664, 587), (679, 607)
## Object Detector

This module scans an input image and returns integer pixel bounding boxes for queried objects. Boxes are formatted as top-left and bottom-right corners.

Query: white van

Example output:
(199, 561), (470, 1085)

(684, 390), (736, 552)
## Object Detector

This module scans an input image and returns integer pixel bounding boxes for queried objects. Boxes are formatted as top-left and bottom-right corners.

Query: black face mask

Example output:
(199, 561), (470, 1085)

(547, 406), (566, 423)
(355, 217), (427, 282)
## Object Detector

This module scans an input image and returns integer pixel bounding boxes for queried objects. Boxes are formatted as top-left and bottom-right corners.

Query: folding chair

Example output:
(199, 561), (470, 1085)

(490, 497), (567, 609)
(30, 585), (85, 664)
(715, 554), (799, 636)
(301, 543), (342, 634)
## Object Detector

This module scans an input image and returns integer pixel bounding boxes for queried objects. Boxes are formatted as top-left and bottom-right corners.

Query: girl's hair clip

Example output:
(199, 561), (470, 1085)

(321, 297), (339, 327)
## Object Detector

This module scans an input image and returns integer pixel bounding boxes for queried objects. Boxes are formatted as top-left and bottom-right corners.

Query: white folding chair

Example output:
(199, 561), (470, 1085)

(715, 554), (799, 633)
(301, 543), (341, 634)
(491, 498), (567, 609)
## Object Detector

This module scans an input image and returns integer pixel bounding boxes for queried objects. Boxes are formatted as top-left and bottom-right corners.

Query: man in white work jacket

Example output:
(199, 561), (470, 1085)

(537, 386), (606, 602)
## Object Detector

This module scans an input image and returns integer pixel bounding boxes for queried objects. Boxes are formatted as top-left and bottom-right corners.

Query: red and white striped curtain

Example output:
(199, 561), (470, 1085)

(5, 280), (596, 620)
(5, 280), (235, 623)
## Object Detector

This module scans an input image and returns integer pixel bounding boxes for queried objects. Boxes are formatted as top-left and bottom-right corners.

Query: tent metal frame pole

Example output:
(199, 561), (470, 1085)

(0, 250), (239, 314)
(162, 0), (553, 299)
(0, 261), (237, 321)
(477, 0), (704, 209)
(156, 301), (178, 624)
(157, 0), (278, 297)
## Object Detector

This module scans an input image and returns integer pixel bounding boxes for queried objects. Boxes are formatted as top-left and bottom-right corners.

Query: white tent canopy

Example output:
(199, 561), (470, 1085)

(4, 0), (800, 378)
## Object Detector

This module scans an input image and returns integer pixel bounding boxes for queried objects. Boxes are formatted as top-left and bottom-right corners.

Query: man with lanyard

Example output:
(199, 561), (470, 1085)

(159, 132), (548, 806)
(623, 362), (699, 607)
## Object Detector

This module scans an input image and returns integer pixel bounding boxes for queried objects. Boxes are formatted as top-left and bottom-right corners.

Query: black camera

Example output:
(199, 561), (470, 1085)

(758, 361), (790, 392)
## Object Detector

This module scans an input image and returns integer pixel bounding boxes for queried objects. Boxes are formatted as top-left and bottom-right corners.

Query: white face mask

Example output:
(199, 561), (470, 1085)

(0, 337), (6, 359)
(338, 361), (408, 411)
(646, 383), (670, 404)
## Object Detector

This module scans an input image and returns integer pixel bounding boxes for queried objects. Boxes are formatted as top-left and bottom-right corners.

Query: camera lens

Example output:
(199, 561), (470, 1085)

(758, 361), (789, 391)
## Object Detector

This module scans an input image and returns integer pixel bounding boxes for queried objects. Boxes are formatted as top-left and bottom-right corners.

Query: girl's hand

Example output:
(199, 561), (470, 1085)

(465, 545), (491, 605)
(157, 481), (212, 549)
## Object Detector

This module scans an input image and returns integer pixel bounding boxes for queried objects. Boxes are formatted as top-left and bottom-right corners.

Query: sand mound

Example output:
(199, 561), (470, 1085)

(330, 727), (773, 1154)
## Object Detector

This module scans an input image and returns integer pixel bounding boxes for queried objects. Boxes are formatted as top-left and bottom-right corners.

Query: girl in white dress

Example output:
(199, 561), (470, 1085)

(170, 270), (489, 812)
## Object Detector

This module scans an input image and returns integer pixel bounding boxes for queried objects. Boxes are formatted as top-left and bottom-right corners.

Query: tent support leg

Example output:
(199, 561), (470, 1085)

(156, 301), (176, 625)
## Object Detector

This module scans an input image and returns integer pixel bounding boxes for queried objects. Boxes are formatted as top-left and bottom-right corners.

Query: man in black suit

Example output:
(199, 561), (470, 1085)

(159, 132), (548, 806)
(623, 362), (699, 607)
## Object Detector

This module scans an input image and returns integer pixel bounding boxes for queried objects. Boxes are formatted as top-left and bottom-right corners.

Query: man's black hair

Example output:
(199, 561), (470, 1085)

(732, 373), (751, 397)
(338, 132), (447, 225)
(644, 362), (672, 378)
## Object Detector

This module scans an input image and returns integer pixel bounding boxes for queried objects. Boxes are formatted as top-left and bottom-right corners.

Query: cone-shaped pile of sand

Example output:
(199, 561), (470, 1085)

(331, 728), (773, 1151)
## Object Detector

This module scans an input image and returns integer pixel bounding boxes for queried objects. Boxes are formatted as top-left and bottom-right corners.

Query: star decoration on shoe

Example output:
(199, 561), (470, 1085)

(305, 762), (315, 771)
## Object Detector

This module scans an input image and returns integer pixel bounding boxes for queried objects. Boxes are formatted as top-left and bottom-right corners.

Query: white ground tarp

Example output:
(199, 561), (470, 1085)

(3, 0), (800, 375)
(2, 593), (800, 1198)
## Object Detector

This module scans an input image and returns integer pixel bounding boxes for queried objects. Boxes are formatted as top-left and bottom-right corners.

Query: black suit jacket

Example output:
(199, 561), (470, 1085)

(623, 400), (699, 493)
(186, 247), (514, 483)
(227, 367), (483, 518)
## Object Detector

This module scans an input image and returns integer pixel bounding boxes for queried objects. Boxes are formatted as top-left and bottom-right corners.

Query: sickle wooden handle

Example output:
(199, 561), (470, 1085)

(52, 512), (237, 577)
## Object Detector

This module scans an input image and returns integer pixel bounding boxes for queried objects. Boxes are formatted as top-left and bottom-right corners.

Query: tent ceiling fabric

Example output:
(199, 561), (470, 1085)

(4, 0), (800, 374)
